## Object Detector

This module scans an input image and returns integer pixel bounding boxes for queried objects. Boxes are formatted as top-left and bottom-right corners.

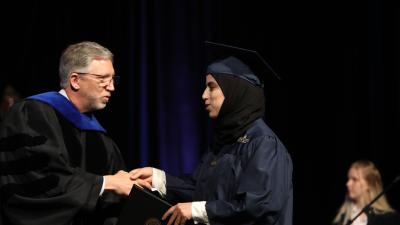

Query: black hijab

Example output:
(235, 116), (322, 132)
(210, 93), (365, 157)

(211, 73), (265, 152)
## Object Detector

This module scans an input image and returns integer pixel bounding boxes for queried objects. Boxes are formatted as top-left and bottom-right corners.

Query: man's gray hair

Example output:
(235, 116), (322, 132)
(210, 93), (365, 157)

(59, 41), (114, 88)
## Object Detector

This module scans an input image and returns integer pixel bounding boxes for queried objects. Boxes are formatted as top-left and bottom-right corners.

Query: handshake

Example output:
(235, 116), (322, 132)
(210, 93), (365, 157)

(103, 167), (154, 196)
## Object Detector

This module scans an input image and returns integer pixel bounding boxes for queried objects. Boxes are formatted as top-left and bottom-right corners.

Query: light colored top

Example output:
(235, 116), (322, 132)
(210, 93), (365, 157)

(350, 205), (368, 225)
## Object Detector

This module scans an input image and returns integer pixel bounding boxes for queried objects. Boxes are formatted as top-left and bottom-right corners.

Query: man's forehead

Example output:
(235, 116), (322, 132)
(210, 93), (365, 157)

(87, 59), (114, 70)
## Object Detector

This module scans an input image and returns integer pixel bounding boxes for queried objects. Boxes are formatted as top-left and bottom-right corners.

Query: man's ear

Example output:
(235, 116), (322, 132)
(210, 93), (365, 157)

(70, 73), (80, 90)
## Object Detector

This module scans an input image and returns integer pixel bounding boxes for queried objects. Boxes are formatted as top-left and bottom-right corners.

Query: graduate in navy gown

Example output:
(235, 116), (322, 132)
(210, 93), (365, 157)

(0, 41), (144, 225)
(130, 45), (293, 225)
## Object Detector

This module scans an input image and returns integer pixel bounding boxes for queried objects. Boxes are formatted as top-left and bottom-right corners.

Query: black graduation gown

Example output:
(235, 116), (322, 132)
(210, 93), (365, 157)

(367, 211), (400, 225)
(0, 92), (126, 225)
(165, 119), (293, 225)
(333, 210), (400, 225)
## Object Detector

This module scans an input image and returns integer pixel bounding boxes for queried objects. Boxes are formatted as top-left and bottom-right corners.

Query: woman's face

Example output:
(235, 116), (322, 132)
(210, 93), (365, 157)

(202, 74), (225, 119)
(346, 167), (369, 203)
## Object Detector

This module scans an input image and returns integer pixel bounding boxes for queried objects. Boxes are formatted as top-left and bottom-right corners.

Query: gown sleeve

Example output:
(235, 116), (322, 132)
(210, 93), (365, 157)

(163, 162), (208, 225)
(164, 153), (211, 204)
(0, 100), (105, 225)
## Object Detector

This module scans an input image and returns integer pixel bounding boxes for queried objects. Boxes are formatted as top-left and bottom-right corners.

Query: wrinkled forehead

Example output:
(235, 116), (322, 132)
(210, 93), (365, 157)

(86, 59), (114, 72)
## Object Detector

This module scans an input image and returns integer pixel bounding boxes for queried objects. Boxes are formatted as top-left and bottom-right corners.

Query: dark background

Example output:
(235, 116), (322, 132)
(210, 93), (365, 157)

(1, 1), (399, 224)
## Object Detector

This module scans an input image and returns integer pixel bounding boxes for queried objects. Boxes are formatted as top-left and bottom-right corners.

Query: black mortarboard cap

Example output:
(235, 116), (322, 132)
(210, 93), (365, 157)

(205, 41), (281, 88)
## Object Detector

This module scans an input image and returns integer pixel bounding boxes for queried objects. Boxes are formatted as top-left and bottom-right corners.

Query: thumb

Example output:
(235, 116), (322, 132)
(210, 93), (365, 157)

(129, 170), (141, 180)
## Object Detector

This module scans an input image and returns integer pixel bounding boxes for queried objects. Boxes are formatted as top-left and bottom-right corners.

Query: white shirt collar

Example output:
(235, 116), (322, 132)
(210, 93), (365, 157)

(58, 89), (70, 100)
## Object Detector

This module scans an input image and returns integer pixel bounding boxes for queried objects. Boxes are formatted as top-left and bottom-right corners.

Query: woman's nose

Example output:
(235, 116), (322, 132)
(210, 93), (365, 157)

(202, 89), (208, 100)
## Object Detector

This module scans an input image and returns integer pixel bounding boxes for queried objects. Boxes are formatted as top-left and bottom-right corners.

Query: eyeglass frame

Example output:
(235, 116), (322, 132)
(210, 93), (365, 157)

(73, 72), (120, 87)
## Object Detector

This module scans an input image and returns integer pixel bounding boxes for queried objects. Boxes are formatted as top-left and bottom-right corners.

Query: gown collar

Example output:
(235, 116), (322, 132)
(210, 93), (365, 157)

(28, 91), (106, 133)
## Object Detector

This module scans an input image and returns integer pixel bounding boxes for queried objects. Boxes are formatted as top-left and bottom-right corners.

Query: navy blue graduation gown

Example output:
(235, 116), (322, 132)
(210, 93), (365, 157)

(165, 119), (293, 225)
(0, 92), (126, 225)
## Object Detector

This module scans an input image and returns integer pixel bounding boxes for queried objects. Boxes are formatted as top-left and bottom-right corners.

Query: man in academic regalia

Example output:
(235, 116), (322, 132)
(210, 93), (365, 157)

(0, 41), (142, 225)
(130, 43), (293, 225)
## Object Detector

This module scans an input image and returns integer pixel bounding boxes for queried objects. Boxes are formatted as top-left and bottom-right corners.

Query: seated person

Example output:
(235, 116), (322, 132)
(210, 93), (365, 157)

(333, 160), (400, 225)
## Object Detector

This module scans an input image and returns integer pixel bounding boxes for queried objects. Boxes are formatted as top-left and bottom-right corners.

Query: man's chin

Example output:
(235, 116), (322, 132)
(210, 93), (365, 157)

(93, 102), (107, 111)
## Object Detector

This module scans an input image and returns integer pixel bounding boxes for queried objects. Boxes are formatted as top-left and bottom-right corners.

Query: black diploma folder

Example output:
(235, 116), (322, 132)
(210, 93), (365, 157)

(117, 185), (172, 225)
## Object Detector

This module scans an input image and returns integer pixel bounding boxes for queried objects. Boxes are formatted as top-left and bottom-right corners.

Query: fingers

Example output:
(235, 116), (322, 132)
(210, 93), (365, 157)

(181, 218), (187, 225)
(129, 167), (153, 180)
(163, 205), (187, 225)
(167, 210), (178, 225)
(106, 169), (152, 196)
(128, 168), (139, 175)
(173, 213), (181, 225)
(116, 170), (128, 175)
(162, 205), (175, 220)
(135, 179), (152, 189)
(129, 169), (142, 180)
(174, 203), (191, 224)
(116, 172), (151, 195)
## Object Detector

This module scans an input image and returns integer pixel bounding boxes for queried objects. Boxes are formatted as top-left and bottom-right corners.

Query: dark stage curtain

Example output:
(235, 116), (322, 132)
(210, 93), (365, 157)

(125, 1), (211, 175)
(2, 1), (400, 225)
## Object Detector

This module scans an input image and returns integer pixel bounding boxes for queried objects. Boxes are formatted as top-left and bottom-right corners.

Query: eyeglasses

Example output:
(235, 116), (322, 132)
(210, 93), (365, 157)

(74, 72), (120, 87)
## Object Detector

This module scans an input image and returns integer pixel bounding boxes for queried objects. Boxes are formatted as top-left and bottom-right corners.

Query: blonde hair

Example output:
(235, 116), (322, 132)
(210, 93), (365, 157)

(58, 41), (113, 88)
(333, 160), (394, 225)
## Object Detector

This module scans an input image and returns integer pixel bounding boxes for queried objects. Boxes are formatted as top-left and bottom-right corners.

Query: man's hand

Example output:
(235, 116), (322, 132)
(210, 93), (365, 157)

(162, 202), (192, 225)
(104, 170), (152, 196)
(129, 167), (153, 185)
(103, 170), (134, 196)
